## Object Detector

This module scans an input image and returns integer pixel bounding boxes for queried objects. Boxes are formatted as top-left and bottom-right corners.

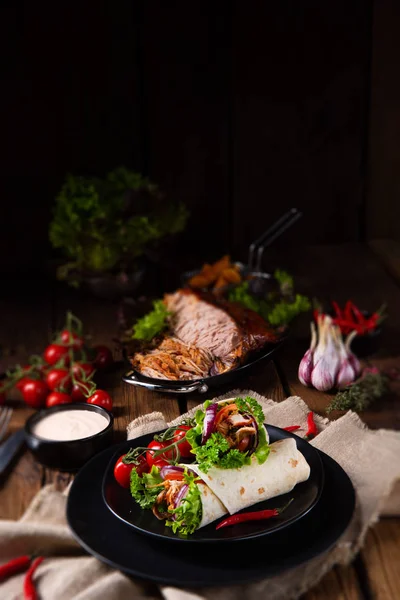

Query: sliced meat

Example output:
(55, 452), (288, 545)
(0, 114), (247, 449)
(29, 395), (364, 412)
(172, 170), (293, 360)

(133, 288), (279, 380)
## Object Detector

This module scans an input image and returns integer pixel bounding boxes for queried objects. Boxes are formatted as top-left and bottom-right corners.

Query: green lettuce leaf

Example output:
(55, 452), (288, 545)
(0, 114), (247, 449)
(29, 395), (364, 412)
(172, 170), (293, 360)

(132, 300), (170, 341)
(130, 465), (163, 509)
(193, 432), (252, 473)
(165, 471), (203, 536)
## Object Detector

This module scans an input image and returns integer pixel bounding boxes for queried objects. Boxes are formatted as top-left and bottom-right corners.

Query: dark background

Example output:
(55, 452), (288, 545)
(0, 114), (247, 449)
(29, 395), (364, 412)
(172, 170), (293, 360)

(1, 0), (397, 276)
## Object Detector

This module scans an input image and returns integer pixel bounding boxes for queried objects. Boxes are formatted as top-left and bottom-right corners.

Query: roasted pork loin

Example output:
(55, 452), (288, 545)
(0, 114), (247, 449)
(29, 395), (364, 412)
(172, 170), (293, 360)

(132, 289), (279, 380)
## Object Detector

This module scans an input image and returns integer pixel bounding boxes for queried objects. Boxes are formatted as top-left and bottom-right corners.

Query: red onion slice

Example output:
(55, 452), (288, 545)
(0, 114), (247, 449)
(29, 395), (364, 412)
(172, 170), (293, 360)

(160, 465), (185, 480)
(171, 483), (189, 521)
(245, 413), (259, 456)
(201, 403), (218, 444)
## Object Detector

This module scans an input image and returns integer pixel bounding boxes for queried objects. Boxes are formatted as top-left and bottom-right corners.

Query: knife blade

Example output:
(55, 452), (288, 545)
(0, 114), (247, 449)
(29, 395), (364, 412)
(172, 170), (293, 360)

(0, 429), (25, 475)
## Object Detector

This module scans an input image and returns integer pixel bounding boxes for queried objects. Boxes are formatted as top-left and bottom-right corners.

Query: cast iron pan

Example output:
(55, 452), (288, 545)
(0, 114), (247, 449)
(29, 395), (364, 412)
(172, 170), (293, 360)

(122, 339), (286, 394)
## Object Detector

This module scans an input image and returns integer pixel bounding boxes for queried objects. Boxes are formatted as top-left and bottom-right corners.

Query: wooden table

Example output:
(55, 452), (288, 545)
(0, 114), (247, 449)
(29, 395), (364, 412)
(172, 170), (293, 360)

(1, 242), (400, 599)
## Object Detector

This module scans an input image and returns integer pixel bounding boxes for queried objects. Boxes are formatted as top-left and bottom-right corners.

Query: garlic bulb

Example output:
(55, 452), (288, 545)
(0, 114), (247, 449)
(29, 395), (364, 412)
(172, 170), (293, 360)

(298, 317), (360, 392)
(333, 326), (356, 389)
(298, 322), (317, 386)
(345, 331), (361, 376)
(311, 317), (340, 391)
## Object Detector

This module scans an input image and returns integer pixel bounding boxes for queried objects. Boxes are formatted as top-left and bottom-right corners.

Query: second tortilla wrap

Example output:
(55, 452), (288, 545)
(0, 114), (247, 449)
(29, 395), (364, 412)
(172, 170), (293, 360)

(190, 437), (310, 515)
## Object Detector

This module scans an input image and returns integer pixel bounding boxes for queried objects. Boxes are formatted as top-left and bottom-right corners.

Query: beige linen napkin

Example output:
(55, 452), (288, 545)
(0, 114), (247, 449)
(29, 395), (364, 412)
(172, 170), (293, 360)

(1, 390), (400, 600)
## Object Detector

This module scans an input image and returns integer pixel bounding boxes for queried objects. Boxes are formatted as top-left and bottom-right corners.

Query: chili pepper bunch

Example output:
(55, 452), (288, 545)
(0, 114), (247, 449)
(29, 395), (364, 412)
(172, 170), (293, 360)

(314, 301), (386, 336)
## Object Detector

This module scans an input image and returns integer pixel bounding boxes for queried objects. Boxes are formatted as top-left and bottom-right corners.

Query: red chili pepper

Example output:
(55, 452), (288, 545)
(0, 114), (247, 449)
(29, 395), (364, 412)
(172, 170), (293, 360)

(283, 425), (301, 432)
(349, 302), (365, 328)
(0, 555), (31, 581)
(331, 301), (342, 319)
(305, 411), (318, 439)
(215, 498), (293, 530)
(313, 309), (319, 322)
(23, 556), (44, 600)
(344, 301), (353, 323)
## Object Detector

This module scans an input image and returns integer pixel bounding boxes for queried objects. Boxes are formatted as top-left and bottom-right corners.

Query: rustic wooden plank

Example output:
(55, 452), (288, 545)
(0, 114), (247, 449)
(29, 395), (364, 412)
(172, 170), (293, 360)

(361, 519), (400, 599)
(366, 0), (400, 243)
(302, 564), (363, 600)
(369, 239), (400, 285)
(232, 1), (370, 258)
(141, 0), (232, 264)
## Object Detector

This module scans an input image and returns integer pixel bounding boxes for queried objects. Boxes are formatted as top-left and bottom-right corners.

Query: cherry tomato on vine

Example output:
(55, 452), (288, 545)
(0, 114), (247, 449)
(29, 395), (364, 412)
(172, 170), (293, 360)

(46, 391), (72, 408)
(72, 362), (95, 380)
(114, 454), (149, 488)
(172, 425), (193, 458)
(21, 379), (48, 408)
(60, 330), (84, 350)
(43, 344), (70, 366)
(93, 345), (113, 370)
(45, 368), (71, 392)
(71, 381), (92, 402)
(86, 389), (113, 411)
(146, 440), (174, 468)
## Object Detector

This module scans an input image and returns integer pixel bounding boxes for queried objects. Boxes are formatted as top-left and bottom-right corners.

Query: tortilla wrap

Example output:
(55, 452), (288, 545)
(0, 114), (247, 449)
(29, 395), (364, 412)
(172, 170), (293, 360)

(215, 398), (270, 443)
(197, 482), (228, 528)
(190, 437), (310, 515)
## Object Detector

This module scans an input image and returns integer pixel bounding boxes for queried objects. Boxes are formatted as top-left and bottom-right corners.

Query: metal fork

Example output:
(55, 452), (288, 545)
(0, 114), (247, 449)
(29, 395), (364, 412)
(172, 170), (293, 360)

(0, 407), (13, 443)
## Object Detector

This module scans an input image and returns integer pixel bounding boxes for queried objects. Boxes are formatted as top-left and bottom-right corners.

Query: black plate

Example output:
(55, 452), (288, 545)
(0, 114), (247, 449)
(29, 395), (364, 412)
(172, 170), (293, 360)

(67, 444), (355, 587)
(102, 426), (324, 542)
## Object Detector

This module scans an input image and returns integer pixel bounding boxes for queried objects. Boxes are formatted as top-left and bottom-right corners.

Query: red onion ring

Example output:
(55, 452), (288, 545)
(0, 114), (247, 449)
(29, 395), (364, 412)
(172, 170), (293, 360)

(201, 403), (218, 444)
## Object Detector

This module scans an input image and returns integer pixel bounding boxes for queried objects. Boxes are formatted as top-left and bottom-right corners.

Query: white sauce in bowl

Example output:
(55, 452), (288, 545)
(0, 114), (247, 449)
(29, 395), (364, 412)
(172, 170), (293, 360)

(33, 410), (109, 441)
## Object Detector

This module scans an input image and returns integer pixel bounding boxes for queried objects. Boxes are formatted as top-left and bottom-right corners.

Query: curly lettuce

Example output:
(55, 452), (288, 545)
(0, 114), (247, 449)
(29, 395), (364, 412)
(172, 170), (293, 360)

(132, 300), (170, 341)
(165, 471), (202, 536)
(130, 465), (163, 509)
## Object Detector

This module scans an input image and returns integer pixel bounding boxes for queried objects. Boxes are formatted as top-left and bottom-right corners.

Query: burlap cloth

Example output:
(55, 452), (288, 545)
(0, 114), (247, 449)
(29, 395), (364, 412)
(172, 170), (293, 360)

(2, 390), (400, 600)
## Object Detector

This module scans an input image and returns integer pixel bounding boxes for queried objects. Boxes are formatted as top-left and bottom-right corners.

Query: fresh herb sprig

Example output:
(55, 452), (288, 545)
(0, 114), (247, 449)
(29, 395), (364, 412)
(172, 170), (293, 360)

(326, 370), (389, 413)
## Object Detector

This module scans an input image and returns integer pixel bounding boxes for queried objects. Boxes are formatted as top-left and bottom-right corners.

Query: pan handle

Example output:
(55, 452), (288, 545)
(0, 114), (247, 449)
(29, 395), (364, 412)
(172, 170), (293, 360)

(122, 370), (209, 394)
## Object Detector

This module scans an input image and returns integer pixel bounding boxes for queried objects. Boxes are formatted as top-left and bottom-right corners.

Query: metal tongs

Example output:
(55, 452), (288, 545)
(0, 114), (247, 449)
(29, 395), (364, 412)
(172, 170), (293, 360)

(247, 208), (302, 296)
(248, 208), (302, 273)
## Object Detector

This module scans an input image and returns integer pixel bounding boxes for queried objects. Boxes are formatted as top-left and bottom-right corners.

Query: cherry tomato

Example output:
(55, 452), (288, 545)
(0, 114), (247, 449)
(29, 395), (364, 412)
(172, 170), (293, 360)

(146, 440), (174, 468)
(153, 458), (169, 469)
(93, 345), (113, 370)
(173, 425), (193, 458)
(60, 330), (84, 350)
(71, 381), (92, 402)
(72, 362), (95, 380)
(46, 391), (72, 408)
(43, 344), (70, 366)
(114, 454), (149, 488)
(86, 389), (113, 411)
(0, 391), (5, 405)
(45, 368), (71, 392)
(15, 366), (33, 391)
(21, 379), (48, 408)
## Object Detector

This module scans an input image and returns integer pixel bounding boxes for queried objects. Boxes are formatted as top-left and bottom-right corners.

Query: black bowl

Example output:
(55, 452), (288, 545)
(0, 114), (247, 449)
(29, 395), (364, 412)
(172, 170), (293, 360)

(25, 403), (114, 471)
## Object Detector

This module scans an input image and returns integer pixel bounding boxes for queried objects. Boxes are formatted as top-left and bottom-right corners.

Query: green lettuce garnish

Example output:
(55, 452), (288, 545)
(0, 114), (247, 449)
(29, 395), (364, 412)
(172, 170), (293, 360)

(130, 465), (163, 509)
(165, 471), (203, 536)
(132, 300), (170, 341)
(228, 276), (310, 327)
